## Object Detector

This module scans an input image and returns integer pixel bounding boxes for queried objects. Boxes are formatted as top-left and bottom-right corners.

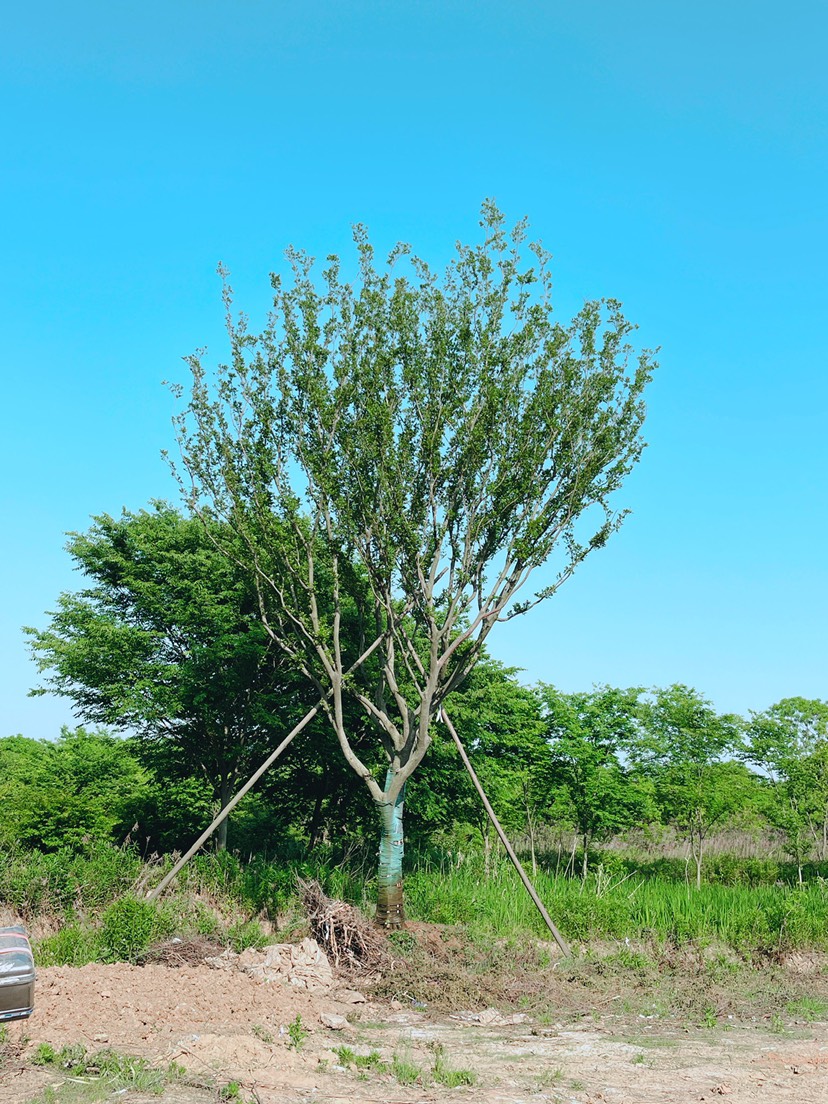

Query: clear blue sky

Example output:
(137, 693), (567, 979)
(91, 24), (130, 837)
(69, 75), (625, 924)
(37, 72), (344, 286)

(2, 1), (826, 740)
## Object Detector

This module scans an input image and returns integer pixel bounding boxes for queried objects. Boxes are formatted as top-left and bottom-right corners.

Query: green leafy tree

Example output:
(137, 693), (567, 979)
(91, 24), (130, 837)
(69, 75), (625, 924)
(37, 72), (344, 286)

(745, 697), (828, 881)
(172, 203), (656, 923)
(408, 659), (549, 872)
(634, 685), (745, 888)
(0, 727), (146, 851)
(538, 684), (650, 878)
(26, 503), (323, 849)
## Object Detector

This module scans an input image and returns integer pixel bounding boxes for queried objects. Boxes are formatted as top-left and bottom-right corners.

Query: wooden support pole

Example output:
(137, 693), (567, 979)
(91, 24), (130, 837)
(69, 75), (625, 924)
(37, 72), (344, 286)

(441, 708), (571, 957)
(146, 701), (322, 901)
(146, 634), (386, 902)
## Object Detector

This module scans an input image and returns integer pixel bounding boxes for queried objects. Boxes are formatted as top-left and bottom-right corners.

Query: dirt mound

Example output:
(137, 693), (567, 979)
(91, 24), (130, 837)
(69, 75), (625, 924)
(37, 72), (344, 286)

(27, 961), (364, 1047)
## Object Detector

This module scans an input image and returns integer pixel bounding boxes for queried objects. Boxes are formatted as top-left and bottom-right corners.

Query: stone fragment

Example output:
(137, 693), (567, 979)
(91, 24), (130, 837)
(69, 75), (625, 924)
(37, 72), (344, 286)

(335, 989), (367, 1004)
(319, 1012), (349, 1030)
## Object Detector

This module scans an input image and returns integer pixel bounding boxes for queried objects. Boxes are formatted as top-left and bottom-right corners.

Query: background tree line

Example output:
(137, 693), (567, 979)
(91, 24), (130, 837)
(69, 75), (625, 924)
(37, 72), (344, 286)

(18, 504), (828, 886)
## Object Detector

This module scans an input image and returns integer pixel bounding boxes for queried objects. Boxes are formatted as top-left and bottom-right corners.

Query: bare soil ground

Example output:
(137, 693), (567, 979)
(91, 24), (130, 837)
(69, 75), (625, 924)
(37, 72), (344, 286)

(2, 955), (828, 1104)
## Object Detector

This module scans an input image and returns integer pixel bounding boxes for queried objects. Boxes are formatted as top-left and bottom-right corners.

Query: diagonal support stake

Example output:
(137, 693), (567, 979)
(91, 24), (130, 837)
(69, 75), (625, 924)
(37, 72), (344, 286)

(146, 633), (386, 902)
(146, 700), (323, 901)
(441, 708), (571, 957)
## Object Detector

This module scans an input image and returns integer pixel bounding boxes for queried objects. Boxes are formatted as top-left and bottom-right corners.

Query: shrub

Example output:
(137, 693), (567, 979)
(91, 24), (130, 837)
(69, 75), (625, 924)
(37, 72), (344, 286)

(36, 923), (103, 967)
(100, 895), (170, 962)
(227, 918), (268, 952)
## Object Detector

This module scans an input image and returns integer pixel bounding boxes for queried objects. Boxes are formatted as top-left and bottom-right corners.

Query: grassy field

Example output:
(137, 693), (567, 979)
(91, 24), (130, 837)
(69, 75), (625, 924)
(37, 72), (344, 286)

(2, 841), (827, 968)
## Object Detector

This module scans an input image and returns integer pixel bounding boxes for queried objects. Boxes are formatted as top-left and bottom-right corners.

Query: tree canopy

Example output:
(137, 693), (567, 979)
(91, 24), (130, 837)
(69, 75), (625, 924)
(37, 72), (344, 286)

(25, 503), (323, 848)
(539, 684), (652, 877)
(745, 697), (828, 879)
(172, 203), (656, 922)
(634, 684), (746, 888)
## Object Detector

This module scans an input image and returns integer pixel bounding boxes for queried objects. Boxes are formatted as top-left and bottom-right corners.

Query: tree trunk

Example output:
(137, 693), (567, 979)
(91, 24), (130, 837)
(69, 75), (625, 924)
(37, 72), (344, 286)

(307, 786), (325, 849)
(375, 771), (406, 928)
(691, 832), (703, 890)
(566, 833), (577, 878)
(524, 781), (538, 877)
(216, 776), (232, 851)
(581, 833), (590, 880)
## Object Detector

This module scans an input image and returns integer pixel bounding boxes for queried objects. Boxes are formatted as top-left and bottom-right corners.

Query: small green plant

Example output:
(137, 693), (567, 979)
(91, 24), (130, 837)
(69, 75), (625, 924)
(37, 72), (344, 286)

(32, 1042), (87, 1071)
(391, 1054), (421, 1085)
(219, 1081), (242, 1100)
(570, 1078), (586, 1091)
(535, 1067), (564, 1088)
(32, 1042), (57, 1066)
(332, 1046), (391, 1075)
(387, 929), (417, 957)
(228, 919), (268, 953)
(701, 1006), (718, 1029)
(353, 1050), (386, 1070)
(251, 1023), (274, 1044)
(286, 1014), (308, 1050)
(429, 1041), (476, 1087)
(36, 923), (102, 967)
(785, 996), (828, 1023)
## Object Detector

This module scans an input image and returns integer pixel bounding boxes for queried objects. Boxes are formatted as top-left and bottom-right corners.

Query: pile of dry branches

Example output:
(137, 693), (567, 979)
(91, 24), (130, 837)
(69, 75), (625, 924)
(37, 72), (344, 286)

(138, 936), (225, 967)
(298, 878), (389, 973)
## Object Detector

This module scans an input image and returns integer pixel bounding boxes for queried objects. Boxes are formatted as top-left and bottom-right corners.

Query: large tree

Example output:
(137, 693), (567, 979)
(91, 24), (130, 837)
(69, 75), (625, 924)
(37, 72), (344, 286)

(26, 503), (321, 849)
(0, 727), (146, 851)
(173, 203), (656, 923)
(745, 697), (828, 881)
(634, 684), (746, 888)
(538, 684), (651, 878)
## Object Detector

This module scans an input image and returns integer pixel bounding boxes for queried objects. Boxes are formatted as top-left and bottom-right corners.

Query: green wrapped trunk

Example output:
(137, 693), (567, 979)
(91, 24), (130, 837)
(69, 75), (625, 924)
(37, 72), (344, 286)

(375, 770), (406, 928)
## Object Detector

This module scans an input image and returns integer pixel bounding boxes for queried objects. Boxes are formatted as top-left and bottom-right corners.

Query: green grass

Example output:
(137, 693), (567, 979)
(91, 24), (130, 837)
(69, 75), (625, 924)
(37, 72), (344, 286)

(0, 843), (143, 916)
(6, 842), (828, 963)
(785, 996), (828, 1022)
(27, 1042), (188, 1101)
(428, 1042), (477, 1087)
(402, 857), (828, 953)
(391, 1054), (421, 1084)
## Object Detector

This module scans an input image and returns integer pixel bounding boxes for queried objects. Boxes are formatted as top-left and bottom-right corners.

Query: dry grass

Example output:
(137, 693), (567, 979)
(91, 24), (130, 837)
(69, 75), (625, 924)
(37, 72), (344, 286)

(368, 923), (828, 1026)
(137, 935), (226, 967)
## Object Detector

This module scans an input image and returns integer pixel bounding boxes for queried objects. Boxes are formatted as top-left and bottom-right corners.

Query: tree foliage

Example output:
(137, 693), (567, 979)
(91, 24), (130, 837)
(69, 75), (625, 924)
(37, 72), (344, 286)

(745, 697), (828, 879)
(634, 684), (746, 887)
(25, 503), (322, 847)
(539, 684), (652, 876)
(0, 728), (146, 851)
(172, 203), (656, 921)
